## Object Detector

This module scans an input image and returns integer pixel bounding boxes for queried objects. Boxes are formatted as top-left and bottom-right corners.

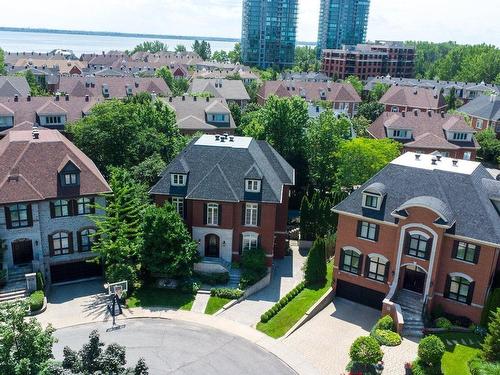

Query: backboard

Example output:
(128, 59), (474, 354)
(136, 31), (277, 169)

(106, 281), (128, 298)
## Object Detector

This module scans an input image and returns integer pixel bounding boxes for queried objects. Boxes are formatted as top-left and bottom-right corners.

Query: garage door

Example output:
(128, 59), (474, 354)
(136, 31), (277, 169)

(336, 280), (385, 310)
(50, 260), (102, 284)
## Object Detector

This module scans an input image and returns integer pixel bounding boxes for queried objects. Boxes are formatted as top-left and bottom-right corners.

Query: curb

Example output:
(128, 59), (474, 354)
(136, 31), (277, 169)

(28, 296), (48, 316)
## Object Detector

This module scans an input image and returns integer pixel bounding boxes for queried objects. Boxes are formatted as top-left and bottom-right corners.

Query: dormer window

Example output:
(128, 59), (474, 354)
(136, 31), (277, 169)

(452, 132), (468, 141)
(63, 172), (79, 186)
(210, 114), (227, 122)
(363, 194), (380, 210)
(392, 129), (410, 139)
(171, 173), (187, 186)
(245, 179), (261, 193)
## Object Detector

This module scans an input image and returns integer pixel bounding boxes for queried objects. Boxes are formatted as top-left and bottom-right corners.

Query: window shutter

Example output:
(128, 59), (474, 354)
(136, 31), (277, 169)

(90, 198), (96, 214)
(425, 238), (432, 260)
(451, 241), (459, 259)
(257, 235), (262, 249)
(443, 275), (451, 299)
(257, 204), (262, 226)
(403, 233), (410, 254)
(241, 203), (246, 225)
(49, 202), (55, 218)
(364, 256), (371, 277)
(77, 230), (82, 252)
(466, 281), (475, 305)
(356, 221), (362, 237)
(48, 234), (54, 256)
(27, 204), (33, 226)
(374, 224), (380, 242)
(357, 255), (364, 275)
(239, 233), (243, 254)
(473, 246), (481, 264)
(68, 232), (74, 254)
(384, 261), (391, 282)
(203, 203), (207, 225)
(218, 204), (222, 226)
(4, 207), (12, 229)
(339, 249), (345, 271)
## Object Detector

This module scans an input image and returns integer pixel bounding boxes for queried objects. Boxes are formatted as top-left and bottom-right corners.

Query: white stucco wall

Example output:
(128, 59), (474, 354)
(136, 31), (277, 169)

(192, 226), (233, 263)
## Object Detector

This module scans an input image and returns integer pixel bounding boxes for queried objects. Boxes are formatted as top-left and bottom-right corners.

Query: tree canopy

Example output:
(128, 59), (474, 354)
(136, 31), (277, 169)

(356, 101), (385, 122)
(0, 47), (5, 75)
(66, 93), (183, 175)
(228, 43), (242, 64)
(192, 40), (211, 60)
(155, 66), (189, 96)
(130, 40), (168, 55)
(174, 44), (187, 53)
(336, 138), (401, 189)
(212, 50), (229, 63)
(293, 46), (320, 72)
(343, 76), (363, 95)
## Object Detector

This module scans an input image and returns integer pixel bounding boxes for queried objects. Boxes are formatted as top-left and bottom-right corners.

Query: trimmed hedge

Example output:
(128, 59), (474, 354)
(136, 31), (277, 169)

(29, 290), (45, 312)
(418, 335), (445, 368)
(194, 271), (229, 286)
(36, 272), (45, 291)
(375, 315), (395, 331)
(435, 317), (452, 330)
(211, 288), (244, 299)
(468, 355), (500, 375)
(372, 329), (402, 346)
(260, 281), (306, 323)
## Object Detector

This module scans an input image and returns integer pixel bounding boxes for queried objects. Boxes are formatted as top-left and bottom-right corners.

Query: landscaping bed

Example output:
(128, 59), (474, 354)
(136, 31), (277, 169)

(126, 285), (195, 310)
(256, 264), (332, 338)
(205, 297), (231, 315)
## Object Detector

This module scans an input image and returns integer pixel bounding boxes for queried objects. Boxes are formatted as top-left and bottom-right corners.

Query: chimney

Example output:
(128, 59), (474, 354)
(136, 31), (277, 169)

(182, 95), (185, 101)
(14, 95), (18, 102)
(491, 94), (497, 102)
(436, 154), (442, 161)
(402, 110), (406, 117)
(431, 157), (437, 165)
(168, 96), (173, 102)
(194, 96), (197, 101)
(427, 109), (432, 116)
(415, 154), (420, 160)
(85, 94), (89, 102)
(440, 111), (445, 118)
(413, 109), (418, 116)
(206, 96), (209, 102)
(27, 95), (31, 102)
(65, 94), (69, 101)
(452, 160), (458, 167)
(32, 129), (39, 140)
(55, 93), (60, 101)
(316, 106), (320, 113)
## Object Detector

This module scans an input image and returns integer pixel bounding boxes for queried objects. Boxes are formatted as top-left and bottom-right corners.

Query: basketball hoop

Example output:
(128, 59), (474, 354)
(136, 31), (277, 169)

(115, 285), (123, 299)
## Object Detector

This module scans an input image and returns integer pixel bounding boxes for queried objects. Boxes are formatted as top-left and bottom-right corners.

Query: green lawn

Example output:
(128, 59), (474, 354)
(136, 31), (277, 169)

(126, 286), (195, 311)
(256, 264), (333, 338)
(204, 296), (231, 315)
(435, 332), (483, 375)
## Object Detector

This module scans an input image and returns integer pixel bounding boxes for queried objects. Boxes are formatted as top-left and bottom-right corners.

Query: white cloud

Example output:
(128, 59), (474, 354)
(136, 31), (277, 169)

(0, 0), (497, 46)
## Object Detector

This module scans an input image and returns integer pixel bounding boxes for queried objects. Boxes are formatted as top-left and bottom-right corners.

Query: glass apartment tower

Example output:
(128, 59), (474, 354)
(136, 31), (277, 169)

(317, 0), (370, 56)
(241, 0), (299, 69)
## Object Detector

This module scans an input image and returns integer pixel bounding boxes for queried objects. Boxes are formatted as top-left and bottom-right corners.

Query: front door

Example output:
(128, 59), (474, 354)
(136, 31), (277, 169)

(403, 266), (426, 294)
(12, 240), (34, 265)
(204, 234), (220, 258)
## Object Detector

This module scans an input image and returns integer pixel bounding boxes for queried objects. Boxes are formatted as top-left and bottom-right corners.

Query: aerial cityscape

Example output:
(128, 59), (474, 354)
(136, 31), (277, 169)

(0, 1), (499, 374)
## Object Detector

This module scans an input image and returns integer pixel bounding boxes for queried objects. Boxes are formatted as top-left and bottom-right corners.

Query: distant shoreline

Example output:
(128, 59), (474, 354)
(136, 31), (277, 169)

(0, 26), (316, 46)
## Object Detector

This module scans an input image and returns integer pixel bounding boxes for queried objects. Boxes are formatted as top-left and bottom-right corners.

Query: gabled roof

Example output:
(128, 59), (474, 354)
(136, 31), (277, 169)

(335, 152), (500, 246)
(189, 79), (250, 101)
(379, 86), (447, 110)
(458, 95), (500, 121)
(0, 126), (110, 204)
(0, 77), (31, 97)
(258, 81), (361, 103)
(150, 135), (294, 203)
(36, 101), (68, 116)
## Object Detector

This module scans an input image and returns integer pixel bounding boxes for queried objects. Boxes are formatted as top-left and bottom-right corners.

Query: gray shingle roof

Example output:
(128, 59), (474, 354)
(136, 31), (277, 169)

(150, 135), (294, 203)
(189, 79), (250, 101)
(458, 95), (500, 121)
(0, 77), (31, 97)
(334, 153), (500, 246)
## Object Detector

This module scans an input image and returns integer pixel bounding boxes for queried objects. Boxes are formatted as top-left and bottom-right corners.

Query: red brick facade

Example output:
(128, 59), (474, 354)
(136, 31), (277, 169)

(334, 206), (500, 323)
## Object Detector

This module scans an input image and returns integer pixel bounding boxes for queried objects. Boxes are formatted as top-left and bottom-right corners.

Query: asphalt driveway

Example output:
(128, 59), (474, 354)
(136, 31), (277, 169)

(53, 318), (295, 375)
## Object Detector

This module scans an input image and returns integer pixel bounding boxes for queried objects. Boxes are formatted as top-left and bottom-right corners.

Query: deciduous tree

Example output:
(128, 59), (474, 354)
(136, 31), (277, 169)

(344, 76), (363, 96)
(356, 101), (385, 122)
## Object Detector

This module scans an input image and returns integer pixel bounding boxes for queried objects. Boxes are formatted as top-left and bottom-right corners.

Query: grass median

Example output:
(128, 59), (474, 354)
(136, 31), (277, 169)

(256, 263), (333, 338)
(205, 296), (231, 315)
(436, 332), (483, 375)
(126, 285), (195, 311)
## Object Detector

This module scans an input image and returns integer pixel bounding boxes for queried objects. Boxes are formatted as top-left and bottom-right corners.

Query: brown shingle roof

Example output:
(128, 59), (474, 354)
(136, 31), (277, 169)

(369, 111), (479, 151)
(258, 81), (361, 103)
(0, 126), (110, 204)
(379, 86), (447, 110)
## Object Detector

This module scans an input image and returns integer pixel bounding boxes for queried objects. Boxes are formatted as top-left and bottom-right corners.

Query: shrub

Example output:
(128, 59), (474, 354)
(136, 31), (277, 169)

(303, 238), (327, 285)
(239, 248), (267, 289)
(349, 336), (383, 366)
(469, 355), (500, 375)
(481, 288), (500, 327)
(372, 329), (402, 346)
(482, 307), (500, 362)
(194, 271), (229, 285)
(259, 282), (306, 323)
(0, 269), (7, 287)
(29, 290), (45, 312)
(178, 279), (201, 294)
(210, 288), (244, 299)
(435, 317), (452, 330)
(36, 272), (45, 291)
(375, 315), (395, 331)
(418, 335), (445, 368)
(411, 359), (442, 375)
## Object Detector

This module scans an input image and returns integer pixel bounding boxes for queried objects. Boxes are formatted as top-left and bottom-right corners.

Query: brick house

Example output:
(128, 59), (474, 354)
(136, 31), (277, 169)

(150, 134), (294, 268)
(0, 125), (110, 292)
(257, 81), (361, 117)
(379, 86), (447, 113)
(333, 152), (500, 329)
(459, 94), (500, 137)
(368, 111), (479, 160)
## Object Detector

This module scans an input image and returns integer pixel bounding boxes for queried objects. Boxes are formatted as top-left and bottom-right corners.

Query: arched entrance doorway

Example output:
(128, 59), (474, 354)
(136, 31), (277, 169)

(401, 264), (426, 294)
(205, 234), (220, 258)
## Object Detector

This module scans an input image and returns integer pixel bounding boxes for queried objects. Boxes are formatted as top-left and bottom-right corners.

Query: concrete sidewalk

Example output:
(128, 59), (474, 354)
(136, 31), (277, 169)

(218, 244), (307, 326)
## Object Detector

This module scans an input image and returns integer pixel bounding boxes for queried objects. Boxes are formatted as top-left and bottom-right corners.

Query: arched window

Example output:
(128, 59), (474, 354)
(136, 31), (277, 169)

(406, 233), (430, 259)
(340, 248), (362, 275)
(50, 231), (71, 256)
(366, 255), (389, 282)
(445, 274), (475, 304)
(77, 197), (94, 215)
(79, 228), (97, 252)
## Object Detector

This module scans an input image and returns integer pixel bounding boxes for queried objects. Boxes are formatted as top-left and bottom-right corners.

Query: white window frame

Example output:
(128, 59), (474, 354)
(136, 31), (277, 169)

(242, 232), (258, 251)
(362, 193), (381, 210)
(245, 179), (261, 193)
(452, 132), (468, 141)
(207, 203), (219, 226)
(52, 231), (70, 256)
(367, 255), (388, 282)
(172, 197), (184, 217)
(359, 221), (377, 241)
(463, 151), (471, 160)
(476, 119), (483, 129)
(80, 228), (96, 252)
(245, 203), (258, 226)
(391, 106), (399, 112)
(171, 174), (187, 187)
(64, 173), (78, 186)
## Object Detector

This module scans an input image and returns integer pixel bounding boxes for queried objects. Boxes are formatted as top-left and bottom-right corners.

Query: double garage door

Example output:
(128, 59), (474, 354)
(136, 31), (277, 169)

(50, 261), (102, 284)
(336, 280), (385, 310)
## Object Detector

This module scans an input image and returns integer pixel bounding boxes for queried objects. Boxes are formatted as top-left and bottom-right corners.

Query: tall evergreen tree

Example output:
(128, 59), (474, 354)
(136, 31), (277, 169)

(482, 307), (500, 362)
(304, 238), (327, 285)
(300, 195), (311, 241)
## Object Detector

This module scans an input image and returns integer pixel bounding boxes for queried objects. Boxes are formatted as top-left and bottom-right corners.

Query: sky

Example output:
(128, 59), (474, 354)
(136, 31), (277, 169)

(0, 0), (498, 46)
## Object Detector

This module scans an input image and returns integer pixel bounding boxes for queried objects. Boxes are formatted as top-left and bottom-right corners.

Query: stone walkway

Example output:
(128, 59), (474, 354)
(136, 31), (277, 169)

(218, 243), (307, 326)
(191, 291), (211, 313)
(382, 338), (419, 375)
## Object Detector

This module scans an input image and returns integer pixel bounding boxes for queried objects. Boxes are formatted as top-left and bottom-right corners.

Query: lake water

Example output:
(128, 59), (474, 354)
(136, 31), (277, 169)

(0, 30), (238, 56)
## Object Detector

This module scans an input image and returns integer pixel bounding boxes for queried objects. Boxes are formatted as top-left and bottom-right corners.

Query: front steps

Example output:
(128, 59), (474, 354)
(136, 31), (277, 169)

(394, 289), (425, 338)
(0, 265), (32, 303)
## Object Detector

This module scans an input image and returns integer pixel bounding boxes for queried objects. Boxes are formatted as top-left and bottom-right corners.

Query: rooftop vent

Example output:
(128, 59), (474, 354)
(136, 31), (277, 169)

(452, 160), (459, 167)
(85, 94), (89, 102)
(427, 109), (432, 116)
(440, 111), (445, 118)
(65, 94), (69, 101)
(413, 109), (418, 116)
(431, 157), (437, 165)
(32, 129), (39, 140)
(415, 154), (421, 160)
(14, 95), (18, 102)
(402, 110), (406, 117)
(27, 95), (31, 102)
(215, 135), (220, 141)
(229, 135), (235, 142)
(436, 154), (442, 161)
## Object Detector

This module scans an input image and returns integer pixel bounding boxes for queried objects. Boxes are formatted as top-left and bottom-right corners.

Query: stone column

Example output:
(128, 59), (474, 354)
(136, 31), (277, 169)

(25, 273), (37, 293)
